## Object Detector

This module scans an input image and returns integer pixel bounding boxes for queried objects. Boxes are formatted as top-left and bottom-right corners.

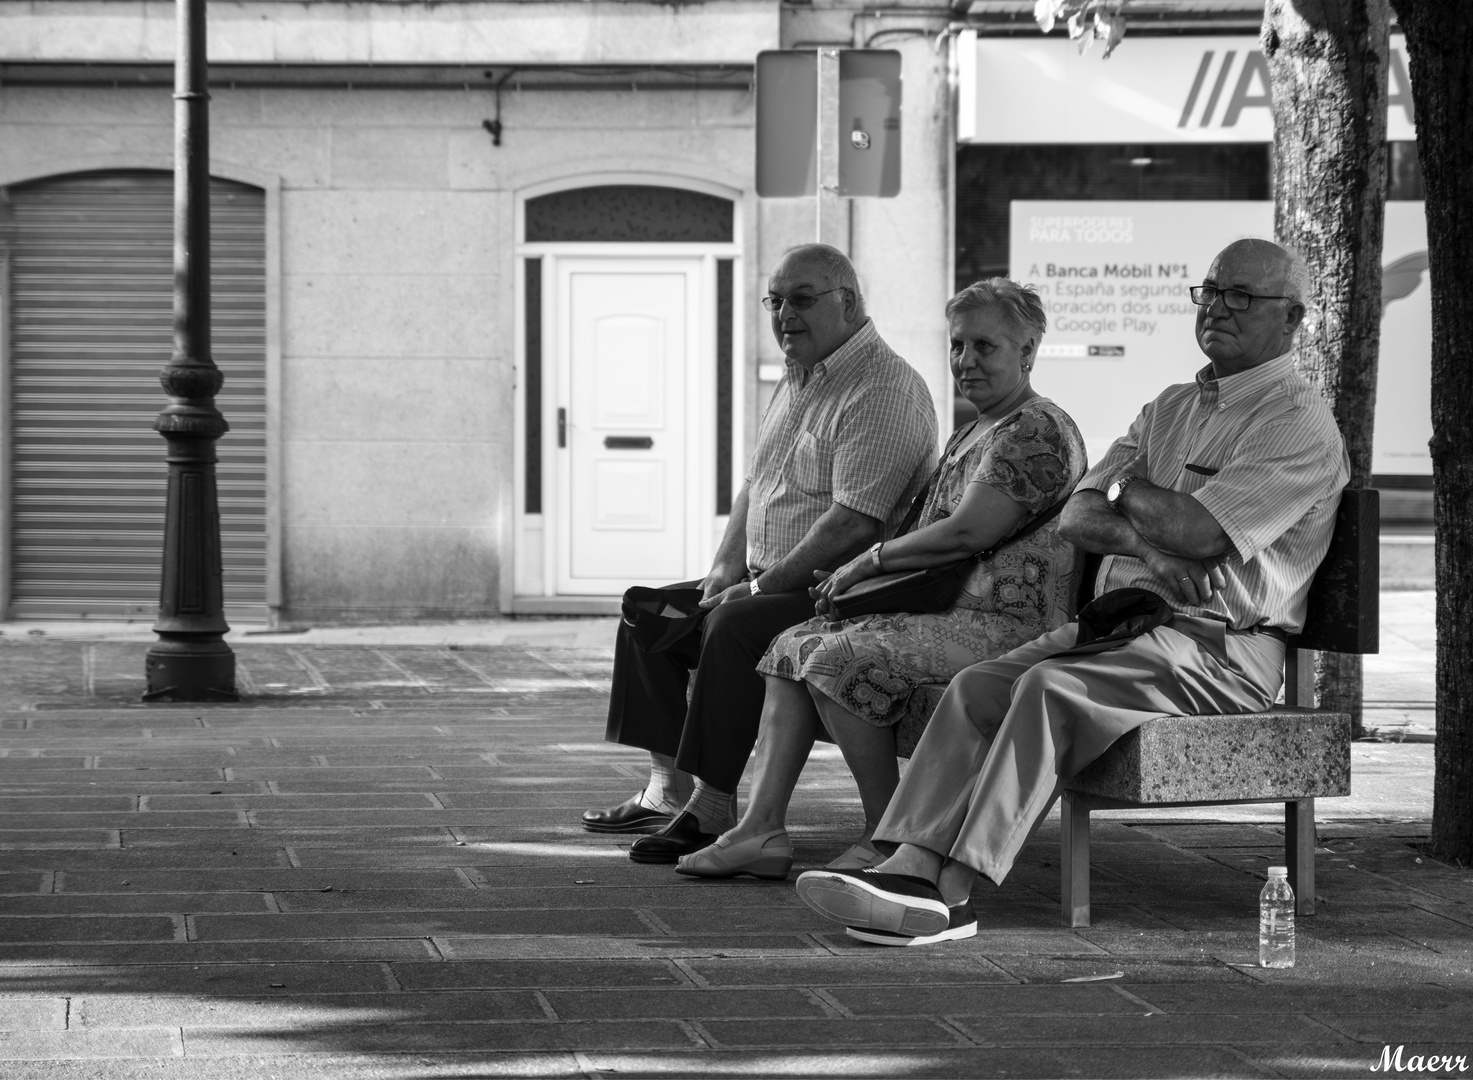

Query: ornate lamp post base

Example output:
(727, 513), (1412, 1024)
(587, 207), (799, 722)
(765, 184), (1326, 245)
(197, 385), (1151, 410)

(143, 636), (238, 702)
(142, 410), (239, 703)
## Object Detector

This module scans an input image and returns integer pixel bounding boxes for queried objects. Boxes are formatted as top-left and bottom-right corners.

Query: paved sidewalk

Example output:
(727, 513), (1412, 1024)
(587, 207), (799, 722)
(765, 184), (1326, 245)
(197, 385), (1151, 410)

(0, 592), (1467, 1078)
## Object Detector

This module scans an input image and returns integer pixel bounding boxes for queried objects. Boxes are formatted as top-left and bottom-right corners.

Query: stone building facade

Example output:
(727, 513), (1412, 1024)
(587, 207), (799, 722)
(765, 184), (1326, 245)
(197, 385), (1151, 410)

(0, 1), (956, 624)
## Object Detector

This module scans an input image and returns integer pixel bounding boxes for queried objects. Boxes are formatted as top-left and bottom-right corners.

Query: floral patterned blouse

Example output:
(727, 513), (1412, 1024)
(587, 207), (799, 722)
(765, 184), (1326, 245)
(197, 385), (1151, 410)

(756, 398), (1087, 746)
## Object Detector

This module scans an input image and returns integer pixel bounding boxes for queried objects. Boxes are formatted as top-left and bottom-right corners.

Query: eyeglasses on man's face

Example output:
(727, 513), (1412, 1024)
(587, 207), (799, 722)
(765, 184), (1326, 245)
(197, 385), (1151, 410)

(761, 286), (847, 312)
(1189, 285), (1291, 312)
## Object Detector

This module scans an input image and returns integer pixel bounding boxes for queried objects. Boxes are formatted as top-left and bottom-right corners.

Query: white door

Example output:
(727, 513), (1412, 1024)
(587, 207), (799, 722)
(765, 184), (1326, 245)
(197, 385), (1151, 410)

(554, 257), (707, 593)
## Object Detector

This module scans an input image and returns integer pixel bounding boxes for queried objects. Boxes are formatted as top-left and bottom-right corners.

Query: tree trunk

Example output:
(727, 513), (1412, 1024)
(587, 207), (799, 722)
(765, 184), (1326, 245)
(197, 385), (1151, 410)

(1262, 0), (1389, 738)
(1388, 0), (1473, 866)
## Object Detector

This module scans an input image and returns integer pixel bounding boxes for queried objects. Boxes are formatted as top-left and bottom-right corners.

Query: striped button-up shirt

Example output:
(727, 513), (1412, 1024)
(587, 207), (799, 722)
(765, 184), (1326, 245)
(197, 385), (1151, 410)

(1078, 352), (1349, 632)
(746, 319), (937, 574)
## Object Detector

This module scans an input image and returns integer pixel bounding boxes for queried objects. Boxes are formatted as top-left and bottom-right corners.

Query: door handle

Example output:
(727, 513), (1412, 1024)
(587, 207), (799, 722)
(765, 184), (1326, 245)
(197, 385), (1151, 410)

(604, 436), (654, 450)
(558, 407), (566, 448)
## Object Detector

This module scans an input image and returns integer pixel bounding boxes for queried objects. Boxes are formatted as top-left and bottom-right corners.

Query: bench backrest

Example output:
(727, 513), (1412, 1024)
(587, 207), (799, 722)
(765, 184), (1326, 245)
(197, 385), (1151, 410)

(1074, 487), (1379, 656)
(1291, 487), (1379, 655)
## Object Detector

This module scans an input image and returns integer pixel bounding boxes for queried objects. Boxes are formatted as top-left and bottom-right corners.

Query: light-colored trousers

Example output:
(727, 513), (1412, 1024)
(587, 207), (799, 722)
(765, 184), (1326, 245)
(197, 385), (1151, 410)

(874, 617), (1286, 885)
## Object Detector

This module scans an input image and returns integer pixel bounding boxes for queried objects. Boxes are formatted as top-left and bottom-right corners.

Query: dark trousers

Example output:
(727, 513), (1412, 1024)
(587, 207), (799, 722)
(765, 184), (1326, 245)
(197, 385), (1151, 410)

(605, 583), (816, 793)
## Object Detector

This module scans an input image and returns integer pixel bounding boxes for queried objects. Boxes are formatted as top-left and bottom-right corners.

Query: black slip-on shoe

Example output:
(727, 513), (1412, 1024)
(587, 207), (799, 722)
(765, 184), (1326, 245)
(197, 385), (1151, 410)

(581, 792), (674, 834)
(795, 867), (950, 937)
(628, 811), (718, 864)
(846, 903), (978, 946)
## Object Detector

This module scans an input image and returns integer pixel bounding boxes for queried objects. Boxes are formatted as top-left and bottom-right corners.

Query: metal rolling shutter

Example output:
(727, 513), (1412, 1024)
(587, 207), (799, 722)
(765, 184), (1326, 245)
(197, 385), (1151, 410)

(7, 170), (266, 622)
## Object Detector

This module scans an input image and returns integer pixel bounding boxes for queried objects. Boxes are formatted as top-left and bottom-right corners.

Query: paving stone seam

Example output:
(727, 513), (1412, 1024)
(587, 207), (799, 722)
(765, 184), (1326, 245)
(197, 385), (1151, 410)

(1410, 901), (1473, 931)
(1276, 1013), (1361, 1046)
(524, 648), (609, 694)
(802, 987), (852, 1020)
(631, 907), (676, 937)
(0, 911), (194, 921)
(678, 1020), (719, 1050)
(663, 959), (706, 989)
(1109, 984), (1166, 1014)
(1210, 961), (1271, 984)
(1213, 1044), (1290, 1077)
(233, 658), (260, 696)
(371, 650), (431, 693)
(931, 1015), (991, 1047)
(531, 989), (561, 1021)
(1304, 888), (1458, 935)
(7, 979), (1181, 997)
(440, 651), (501, 689)
(796, 930), (844, 957)
(15, 1009), (1435, 1031)
(1381, 928), (1463, 954)
(287, 650), (331, 691)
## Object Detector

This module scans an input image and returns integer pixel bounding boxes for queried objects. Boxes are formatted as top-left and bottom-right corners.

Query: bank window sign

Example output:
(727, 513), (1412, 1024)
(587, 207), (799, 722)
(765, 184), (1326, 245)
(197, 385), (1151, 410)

(959, 34), (1416, 144)
(1010, 200), (1432, 476)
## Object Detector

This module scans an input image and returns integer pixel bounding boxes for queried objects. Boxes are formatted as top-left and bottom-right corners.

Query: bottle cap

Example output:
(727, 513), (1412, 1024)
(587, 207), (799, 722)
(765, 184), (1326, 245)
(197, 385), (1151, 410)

(1267, 866), (1288, 878)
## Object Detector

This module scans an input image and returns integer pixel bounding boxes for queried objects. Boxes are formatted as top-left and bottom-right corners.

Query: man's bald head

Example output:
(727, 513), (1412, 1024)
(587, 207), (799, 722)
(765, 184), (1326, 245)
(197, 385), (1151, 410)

(1194, 238), (1307, 378)
(1220, 238), (1307, 300)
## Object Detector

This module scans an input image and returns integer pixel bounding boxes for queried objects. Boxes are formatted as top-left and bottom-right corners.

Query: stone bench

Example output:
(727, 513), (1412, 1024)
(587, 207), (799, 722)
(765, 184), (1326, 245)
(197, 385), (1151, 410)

(1059, 488), (1379, 927)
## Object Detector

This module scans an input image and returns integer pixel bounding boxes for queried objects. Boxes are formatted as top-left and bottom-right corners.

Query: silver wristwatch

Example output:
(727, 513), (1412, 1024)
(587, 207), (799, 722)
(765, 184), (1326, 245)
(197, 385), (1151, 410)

(1106, 473), (1141, 513)
(748, 575), (762, 596)
(869, 541), (885, 572)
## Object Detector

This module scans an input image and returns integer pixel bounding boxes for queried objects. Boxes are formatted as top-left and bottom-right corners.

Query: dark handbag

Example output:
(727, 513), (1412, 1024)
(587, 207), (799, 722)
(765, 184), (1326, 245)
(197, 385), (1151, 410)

(1073, 587), (1173, 647)
(827, 497), (1068, 622)
(826, 560), (974, 622)
(620, 584), (707, 652)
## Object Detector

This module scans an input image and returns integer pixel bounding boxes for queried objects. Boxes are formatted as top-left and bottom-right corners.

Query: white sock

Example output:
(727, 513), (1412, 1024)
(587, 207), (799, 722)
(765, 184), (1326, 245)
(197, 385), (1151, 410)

(638, 753), (692, 813)
(684, 780), (738, 833)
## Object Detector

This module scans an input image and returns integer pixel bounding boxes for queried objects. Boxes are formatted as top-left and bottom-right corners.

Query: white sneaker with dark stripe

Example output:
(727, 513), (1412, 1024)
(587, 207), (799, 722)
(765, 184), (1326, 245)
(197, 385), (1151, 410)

(846, 903), (978, 946)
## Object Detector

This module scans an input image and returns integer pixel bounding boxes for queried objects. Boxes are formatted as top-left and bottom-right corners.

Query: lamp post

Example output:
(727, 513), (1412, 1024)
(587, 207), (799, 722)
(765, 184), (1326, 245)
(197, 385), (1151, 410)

(143, 0), (238, 702)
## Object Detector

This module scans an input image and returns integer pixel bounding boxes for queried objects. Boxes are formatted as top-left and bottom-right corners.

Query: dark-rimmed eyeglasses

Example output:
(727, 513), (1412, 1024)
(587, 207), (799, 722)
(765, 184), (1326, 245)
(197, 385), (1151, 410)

(1188, 285), (1291, 312)
(761, 287), (847, 312)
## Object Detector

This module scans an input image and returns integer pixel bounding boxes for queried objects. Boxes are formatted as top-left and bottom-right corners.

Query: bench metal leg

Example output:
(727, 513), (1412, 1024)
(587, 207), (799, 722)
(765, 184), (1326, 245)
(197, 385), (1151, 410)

(1060, 791), (1091, 927)
(1284, 648), (1314, 708)
(1286, 798), (1316, 916)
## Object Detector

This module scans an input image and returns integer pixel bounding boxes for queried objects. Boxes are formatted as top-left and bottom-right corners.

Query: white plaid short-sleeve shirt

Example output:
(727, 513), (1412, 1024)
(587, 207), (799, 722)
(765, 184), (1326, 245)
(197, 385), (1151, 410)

(1078, 352), (1349, 632)
(746, 320), (938, 574)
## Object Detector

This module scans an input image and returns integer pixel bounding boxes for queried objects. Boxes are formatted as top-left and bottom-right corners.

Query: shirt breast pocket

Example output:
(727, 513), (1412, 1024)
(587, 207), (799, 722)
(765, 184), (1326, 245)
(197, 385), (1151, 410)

(791, 430), (833, 496)
(1181, 460), (1220, 494)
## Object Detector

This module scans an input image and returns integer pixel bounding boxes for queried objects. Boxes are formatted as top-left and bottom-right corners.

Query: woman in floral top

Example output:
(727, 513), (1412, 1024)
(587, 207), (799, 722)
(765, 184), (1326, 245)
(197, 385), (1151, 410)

(677, 278), (1088, 880)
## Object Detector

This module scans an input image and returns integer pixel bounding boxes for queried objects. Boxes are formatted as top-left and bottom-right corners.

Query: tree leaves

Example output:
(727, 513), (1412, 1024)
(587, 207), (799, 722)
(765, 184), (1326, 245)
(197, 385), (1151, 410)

(1033, 0), (1131, 58)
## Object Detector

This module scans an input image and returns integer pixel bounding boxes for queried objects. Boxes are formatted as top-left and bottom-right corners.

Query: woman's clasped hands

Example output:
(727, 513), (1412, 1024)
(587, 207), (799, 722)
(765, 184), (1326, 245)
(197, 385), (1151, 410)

(810, 546), (885, 622)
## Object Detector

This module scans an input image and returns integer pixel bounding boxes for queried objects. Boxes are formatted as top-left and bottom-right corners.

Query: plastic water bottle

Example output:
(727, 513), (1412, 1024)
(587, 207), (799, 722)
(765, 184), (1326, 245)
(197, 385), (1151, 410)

(1259, 866), (1295, 968)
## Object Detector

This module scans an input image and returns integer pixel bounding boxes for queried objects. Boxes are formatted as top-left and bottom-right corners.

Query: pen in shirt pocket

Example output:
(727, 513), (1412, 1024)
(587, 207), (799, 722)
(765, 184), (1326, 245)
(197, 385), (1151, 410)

(1184, 463), (1219, 476)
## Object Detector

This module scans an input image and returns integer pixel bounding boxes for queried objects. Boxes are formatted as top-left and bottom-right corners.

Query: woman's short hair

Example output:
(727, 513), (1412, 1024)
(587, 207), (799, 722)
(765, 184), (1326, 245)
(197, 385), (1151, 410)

(945, 278), (1047, 347)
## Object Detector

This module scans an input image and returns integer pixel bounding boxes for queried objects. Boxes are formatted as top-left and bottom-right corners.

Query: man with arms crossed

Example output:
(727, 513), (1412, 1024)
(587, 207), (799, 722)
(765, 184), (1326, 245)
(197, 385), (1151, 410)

(795, 238), (1349, 944)
(583, 243), (937, 863)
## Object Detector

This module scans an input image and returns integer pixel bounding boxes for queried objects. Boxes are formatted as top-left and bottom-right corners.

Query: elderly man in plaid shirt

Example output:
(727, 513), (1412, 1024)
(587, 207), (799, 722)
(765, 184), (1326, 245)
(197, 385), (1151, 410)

(583, 243), (938, 863)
